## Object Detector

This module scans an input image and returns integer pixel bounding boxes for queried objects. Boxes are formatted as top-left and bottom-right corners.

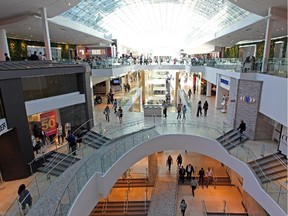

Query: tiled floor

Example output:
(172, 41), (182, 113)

(0, 78), (281, 215)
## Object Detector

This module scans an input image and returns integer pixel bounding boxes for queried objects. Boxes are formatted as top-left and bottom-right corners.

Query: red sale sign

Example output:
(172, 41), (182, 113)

(40, 111), (57, 136)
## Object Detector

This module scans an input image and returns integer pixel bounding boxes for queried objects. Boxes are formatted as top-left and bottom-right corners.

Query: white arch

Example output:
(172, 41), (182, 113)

(69, 134), (286, 216)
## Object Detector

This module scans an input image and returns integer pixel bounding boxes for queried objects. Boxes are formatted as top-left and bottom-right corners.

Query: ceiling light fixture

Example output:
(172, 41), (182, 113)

(65, 0), (71, 6)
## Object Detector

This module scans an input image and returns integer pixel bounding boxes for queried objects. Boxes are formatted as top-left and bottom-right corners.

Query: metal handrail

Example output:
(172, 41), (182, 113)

(6, 119), (147, 216)
(201, 200), (208, 216)
(223, 200), (230, 215)
(27, 118), (93, 175)
(102, 198), (108, 214)
(26, 121), (285, 215)
(27, 137), (57, 174)
(123, 188), (129, 214)
(273, 153), (288, 170)
(72, 118), (93, 135)
(233, 137), (287, 191)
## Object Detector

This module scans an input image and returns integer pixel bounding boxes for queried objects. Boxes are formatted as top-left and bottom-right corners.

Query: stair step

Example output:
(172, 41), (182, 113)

(216, 129), (236, 142)
(82, 131), (111, 149)
(37, 152), (79, 176)
(90, 201), (149, 216)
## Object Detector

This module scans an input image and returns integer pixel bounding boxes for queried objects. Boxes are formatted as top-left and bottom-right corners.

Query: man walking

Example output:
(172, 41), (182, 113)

(66, 130), (77, 155)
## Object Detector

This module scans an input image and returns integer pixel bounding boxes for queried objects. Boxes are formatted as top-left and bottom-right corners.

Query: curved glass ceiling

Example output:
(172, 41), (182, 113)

(62, 0), (252, 52)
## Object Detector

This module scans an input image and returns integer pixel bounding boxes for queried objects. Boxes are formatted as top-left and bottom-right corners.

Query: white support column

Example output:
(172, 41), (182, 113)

(41, 7), (52, 60)
(261, 8), (273, 73)
(206, 81), (212, 97)
(140, 89), (143, 112)
(215, 74), (223, 109)
(0, 29), (10, 61)
(105, 80), (111, 94)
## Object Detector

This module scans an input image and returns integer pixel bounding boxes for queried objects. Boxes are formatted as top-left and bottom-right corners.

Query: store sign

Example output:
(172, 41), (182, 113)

(219, 75), (230, 90)
(40, 111), (57, 137)
(0, 118), (8, 136)
(240, 96), (256, 103)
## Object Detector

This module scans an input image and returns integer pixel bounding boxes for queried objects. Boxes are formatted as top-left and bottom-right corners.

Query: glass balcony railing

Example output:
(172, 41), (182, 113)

(43, 121), (285, 215)
(9, 121), (287, 215)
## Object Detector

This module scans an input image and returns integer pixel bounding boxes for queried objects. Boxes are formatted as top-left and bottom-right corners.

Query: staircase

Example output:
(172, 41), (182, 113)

(90, 201), (150, 216)
(248, 152), (288, 184)
(82, 131), (111, 149)
(207, 213), (248, 216)
(179, 176), (232, 186)
(113, 178), (154, 188)
(217, 129), (248, 150)
(37, 152), (80, 176)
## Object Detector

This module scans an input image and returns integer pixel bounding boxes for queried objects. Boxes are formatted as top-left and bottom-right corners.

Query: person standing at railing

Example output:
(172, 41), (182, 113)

(18, 184), (32, 215)
(66, 130), (77, 156)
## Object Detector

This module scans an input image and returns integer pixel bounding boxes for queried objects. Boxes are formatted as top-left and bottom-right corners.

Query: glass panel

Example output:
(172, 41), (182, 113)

(61, 0), (253, 50)
(22, 74), (78, 101)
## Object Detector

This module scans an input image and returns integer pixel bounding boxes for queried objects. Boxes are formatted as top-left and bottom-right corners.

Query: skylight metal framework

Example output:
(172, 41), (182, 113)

(62, 0), (252, 50)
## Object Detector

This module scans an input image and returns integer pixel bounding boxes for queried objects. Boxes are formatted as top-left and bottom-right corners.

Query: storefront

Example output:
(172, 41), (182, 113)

(0, 61), (93, 181)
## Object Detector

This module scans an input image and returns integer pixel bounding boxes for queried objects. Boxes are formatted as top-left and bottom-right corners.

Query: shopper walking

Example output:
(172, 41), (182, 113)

(176, 103), (182, 119)
(196, 100), (202, 117)
(180, 199), (187, 216)
(66, 130), (77, 155)
(198, 167), (205, 188)
(182, 105), (187, 120)
(113, 99), (118, 113)
(18, 184), (32, 215)
(206, 167), (214, 188)
(162, 101), (168, 118)
(4, 53), (10, 61)
(176, 154), (183, 167)
(237, 120), (246, 142)
(103, 106), (110, 122)
(167, 155), (173, 170)
(117, 107), (123, 123)
(186, 164), (194, 180)
(203, 100), (209, 116)
(191, 177), (198, 197)
(188, 89), (192, 100)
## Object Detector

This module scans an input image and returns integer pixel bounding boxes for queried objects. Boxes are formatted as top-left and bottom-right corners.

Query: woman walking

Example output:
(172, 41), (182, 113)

(103, 106), (110, 122)
(203, 100), (208, 116)
(182, 105), (187, 120)
(180, 199), (187, 216)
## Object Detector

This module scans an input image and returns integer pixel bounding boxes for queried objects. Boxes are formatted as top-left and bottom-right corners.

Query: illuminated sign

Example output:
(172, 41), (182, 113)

(0, 118), (8, 136)
(240, 96), (256, 103)
(40, 111), (57, 136)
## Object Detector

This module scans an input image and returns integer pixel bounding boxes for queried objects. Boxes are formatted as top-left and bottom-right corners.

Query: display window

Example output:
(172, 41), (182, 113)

(28, 110), (64, 155)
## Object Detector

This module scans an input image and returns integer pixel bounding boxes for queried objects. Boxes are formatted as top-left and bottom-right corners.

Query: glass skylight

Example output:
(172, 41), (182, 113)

(62, 0), (252, 52)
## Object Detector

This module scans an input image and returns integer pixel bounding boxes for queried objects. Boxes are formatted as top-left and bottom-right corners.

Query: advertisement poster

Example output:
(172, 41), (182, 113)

(40, 111), (57, 137)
